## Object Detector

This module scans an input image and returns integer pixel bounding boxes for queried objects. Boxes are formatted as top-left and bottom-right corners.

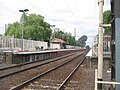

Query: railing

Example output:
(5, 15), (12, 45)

(95, 69), (120, 90)
(0, 36), (47, 51)
(92, 35), (111, 57)
(0, 36), (81, 52)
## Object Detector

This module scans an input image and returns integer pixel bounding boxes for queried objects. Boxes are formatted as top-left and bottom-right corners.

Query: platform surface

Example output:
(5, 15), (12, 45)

(86, 49), (92, 57)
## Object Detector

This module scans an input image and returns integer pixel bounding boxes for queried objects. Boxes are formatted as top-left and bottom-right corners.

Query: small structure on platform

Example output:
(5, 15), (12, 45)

(51, 38), (67, 49)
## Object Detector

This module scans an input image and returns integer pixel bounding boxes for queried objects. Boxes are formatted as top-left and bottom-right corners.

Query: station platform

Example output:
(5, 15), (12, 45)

(86, 49), (92, 57)
(0, 49), (85, 64)
(86, 49), (111, 60)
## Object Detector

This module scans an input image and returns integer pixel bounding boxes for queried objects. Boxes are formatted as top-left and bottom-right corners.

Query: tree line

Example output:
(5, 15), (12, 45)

(5, 13), (88, 47)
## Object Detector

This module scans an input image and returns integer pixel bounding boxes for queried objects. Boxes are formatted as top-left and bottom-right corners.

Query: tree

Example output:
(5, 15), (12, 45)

(86, 45), (90, 50)
(52, 29), (89, 47)
(0, 34), (3, 36)
(52, 29), (76, 45)
(103, 10), (111, 35)
(5, 14), (52, 42)
(78, 35), (88, 47)
(5, 22), (21, 38)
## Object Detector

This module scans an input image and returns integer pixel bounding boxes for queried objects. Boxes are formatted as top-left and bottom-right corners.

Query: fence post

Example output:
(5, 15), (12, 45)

(95, 69), (98, 90)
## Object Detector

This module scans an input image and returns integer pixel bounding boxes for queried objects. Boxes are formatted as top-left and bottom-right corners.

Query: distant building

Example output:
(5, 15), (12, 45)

(51, 38), (67, 49)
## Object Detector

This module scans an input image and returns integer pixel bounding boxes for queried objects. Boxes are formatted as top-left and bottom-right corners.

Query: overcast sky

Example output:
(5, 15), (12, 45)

(0, 0), (110, 45)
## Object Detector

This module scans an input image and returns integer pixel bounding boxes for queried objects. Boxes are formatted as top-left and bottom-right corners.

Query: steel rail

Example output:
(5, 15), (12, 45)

(0, 51), (77, 71)
(0, 52), (80, 79)
(10, 51), (87, 90)
(57, 52), (87, 90)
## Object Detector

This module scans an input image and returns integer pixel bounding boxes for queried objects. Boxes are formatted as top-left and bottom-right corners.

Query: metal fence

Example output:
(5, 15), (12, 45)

(0, 36), (83, 52)
(0, 36), (47, 51)
(92, 35), (111, 57)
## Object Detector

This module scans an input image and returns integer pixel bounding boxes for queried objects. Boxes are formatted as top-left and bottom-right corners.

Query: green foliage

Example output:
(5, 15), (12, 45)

(0, 34), (3, 36)
(5, 14), (52, 41)
(103, 10), (111, 35)
(52, 29), (76, 45)
(78, 35), (88, 47)
(86, 45), (90, 49)
(5, 22), (21, 38)
(52, 29), (88, 47)
(5, 13), (88, 47)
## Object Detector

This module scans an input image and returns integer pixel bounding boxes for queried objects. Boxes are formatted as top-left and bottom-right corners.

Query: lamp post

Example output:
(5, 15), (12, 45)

(50, 25), (55, 39)
(19, 9), (29, 51)
(50, 25), (55, 49)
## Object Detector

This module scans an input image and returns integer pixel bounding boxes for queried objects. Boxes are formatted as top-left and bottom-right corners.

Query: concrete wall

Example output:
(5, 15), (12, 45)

(50, 43), (60, 49)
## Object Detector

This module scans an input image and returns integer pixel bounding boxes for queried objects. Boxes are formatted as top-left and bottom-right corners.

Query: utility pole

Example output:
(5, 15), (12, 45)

(74, 28), (76, 48)
(98, 0), (104, 90)
(74, 28), (76, 39)
(50, 25), (55, 39)
(5, 24), (8, 33)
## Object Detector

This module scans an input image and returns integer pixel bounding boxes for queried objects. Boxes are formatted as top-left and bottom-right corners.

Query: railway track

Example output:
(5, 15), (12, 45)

(10, 50), (88, 90)
(0, 50), (87, 90)
(0, 51), (79, 78)
(62, 58), (94, 90)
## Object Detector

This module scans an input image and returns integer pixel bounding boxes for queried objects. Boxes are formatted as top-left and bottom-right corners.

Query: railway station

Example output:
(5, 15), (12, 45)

(0, 0), (120, 90)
